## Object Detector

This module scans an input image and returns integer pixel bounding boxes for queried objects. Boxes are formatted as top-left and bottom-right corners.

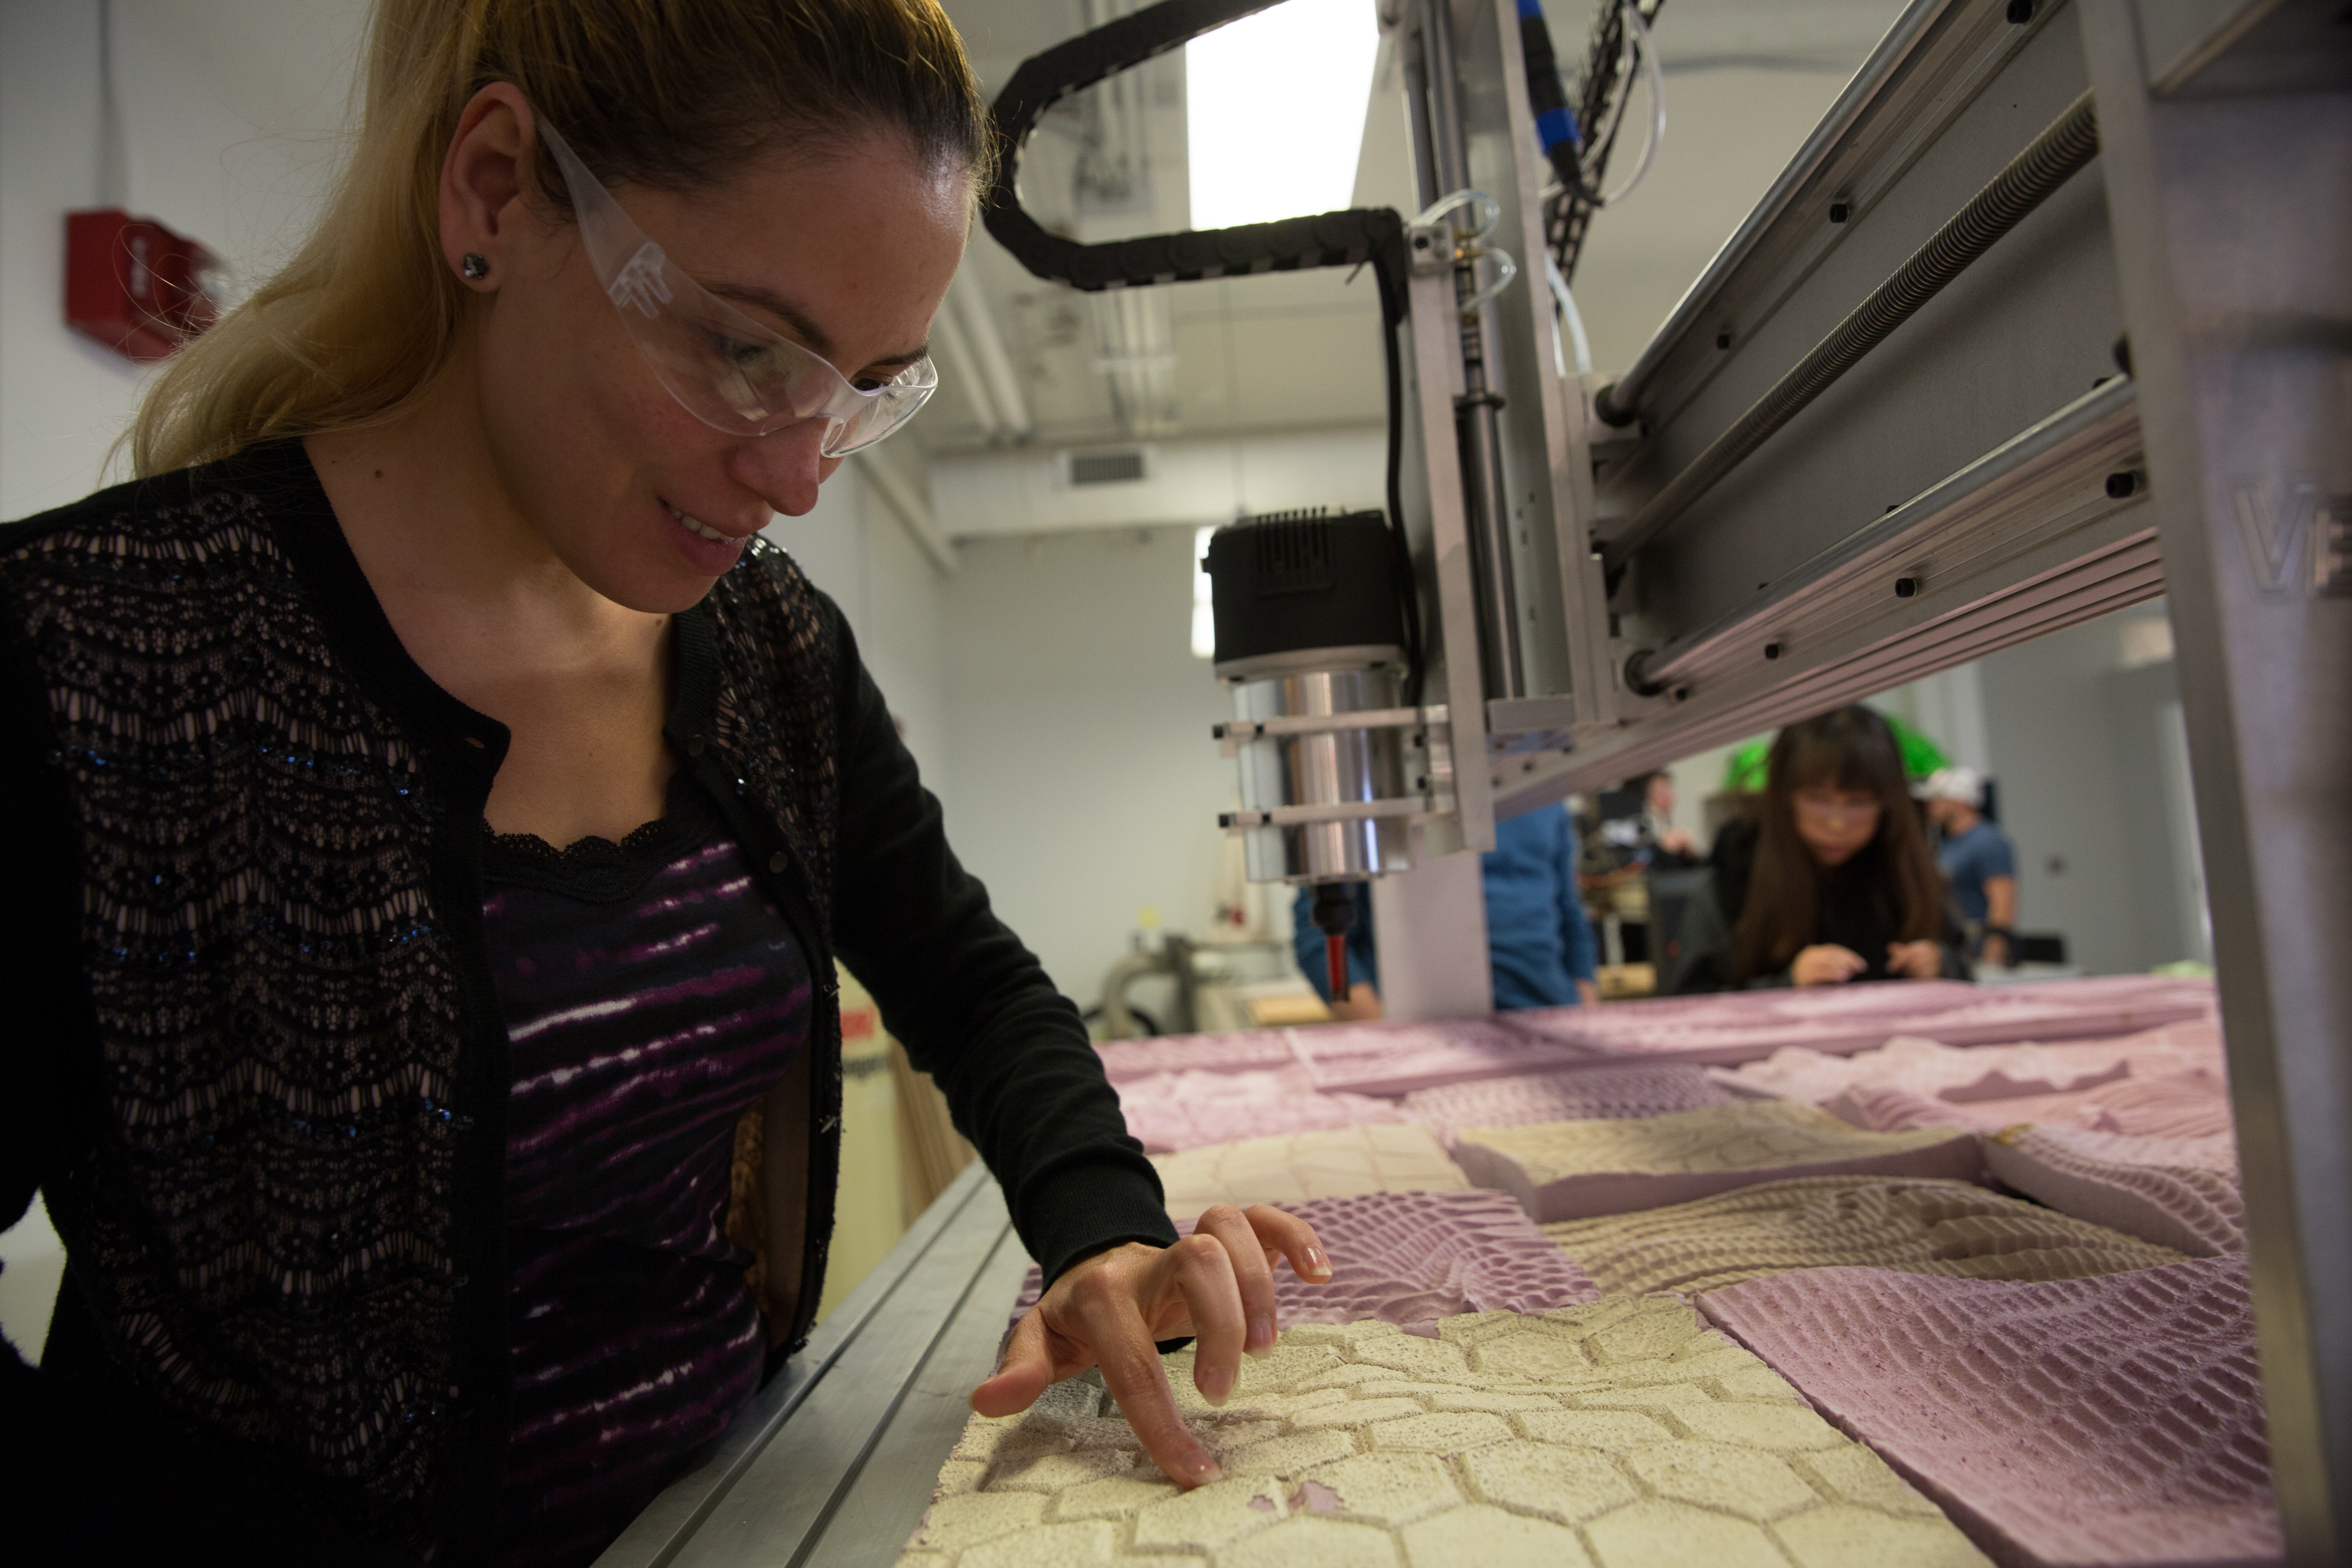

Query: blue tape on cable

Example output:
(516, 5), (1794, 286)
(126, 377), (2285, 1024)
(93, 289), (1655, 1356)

(1535, 106), (1580, 151)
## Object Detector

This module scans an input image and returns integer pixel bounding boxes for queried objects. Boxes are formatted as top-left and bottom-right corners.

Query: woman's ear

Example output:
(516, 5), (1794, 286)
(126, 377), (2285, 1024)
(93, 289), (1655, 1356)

(439, 83), (539, 287)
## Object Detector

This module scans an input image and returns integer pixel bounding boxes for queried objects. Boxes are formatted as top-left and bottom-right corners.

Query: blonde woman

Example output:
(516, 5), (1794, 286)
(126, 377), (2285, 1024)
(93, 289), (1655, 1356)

(0, 3), (1326, 1561)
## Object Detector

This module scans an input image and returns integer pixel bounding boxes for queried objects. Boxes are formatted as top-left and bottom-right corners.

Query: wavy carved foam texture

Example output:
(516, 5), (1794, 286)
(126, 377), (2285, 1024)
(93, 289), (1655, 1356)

(1980, 1124), (2245, 1257)
(1114, 1065), (1404, 1154)
(1007, 1190), (1599, 1336)
(1450, 1101), (1985, 1223)
(1541, 1175), (2185, 1296)
(899, 1299), (1993, 1568)
(1149, 1123), (1468, 1221)
(1698, 1256), (2279, 1568)
(1401, 1063), (1740, 1148)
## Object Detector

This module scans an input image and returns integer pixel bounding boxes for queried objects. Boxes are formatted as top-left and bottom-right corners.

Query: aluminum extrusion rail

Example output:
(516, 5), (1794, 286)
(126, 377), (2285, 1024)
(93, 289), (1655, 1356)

(590, 1162), (1030, 1568)
(1600, 89), (2101, 571)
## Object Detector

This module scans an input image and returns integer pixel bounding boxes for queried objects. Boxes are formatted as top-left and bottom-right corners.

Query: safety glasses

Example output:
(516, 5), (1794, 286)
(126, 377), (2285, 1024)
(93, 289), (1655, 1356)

(537, 116), (937, 456)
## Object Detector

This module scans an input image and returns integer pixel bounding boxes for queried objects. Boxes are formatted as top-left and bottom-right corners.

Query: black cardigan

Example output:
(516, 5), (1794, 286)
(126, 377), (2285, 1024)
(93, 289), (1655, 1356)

(0, 440), (1174, 1564)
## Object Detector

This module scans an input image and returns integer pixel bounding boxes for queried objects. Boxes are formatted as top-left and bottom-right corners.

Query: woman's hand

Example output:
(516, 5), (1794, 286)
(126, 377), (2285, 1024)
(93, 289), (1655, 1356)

(1886, 939), (1944, 979)
(971, 1203), (1331, 1489)
(1791, 943), (1868, 987)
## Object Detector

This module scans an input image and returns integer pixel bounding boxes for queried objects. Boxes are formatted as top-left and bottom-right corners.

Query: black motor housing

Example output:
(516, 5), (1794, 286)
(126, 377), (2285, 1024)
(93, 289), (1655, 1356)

(1204, 508), (1405, 670)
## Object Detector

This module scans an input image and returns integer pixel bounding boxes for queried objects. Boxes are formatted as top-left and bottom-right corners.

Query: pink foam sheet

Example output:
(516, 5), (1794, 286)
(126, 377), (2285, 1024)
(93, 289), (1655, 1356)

(1508, 977), (2214, 1068)
(1826, 1064), (2237, 1144)
(1113, 1064), (1403, 1154)
(1981, 1123), (2246, 1258)
(1092, 1029), (1297, 1086)
(1285, 1016), (1597, 1096)
(1400, 1061), (1740, 1147)
(1716, 1021), (2226, 1108)
(1007, 1188), (1599, 1335)
(1698, 1256), (2280, 1568)
(1451, 1102), (1986, 1223)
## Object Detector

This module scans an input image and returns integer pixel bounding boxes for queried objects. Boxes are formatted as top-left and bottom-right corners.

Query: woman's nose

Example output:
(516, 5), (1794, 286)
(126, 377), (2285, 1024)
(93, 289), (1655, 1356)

(730, 419), (838, 517)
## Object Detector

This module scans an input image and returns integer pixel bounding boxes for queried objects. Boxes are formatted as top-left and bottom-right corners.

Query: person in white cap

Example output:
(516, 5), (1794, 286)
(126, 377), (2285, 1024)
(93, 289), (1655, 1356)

(1920, 766), (2020, 967)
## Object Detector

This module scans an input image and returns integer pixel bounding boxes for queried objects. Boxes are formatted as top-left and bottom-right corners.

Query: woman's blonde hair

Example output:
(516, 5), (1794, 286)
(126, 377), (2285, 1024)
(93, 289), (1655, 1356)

(131, 0), (992, 477)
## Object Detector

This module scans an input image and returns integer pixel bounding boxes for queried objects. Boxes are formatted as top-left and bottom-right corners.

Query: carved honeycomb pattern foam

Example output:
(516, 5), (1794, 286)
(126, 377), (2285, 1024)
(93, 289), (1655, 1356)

(1402, 1064), (1739, 1147)
(898, 1298), (1993, 1568)
(1452, 1102), (1984, 1223)
(1149, 1123), (1468, 1221)
(1008, 1190), (1600, 1336)
(1698, 1256), (2280, 1568)
(1980, 1124), (2245, 1258)
(1116, 1065), (1404, 1154)
(1542, 1176), (2187, 1296)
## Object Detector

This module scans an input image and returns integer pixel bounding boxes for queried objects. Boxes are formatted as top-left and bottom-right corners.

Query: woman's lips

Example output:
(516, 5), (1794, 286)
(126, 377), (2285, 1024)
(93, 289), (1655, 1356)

(662, 499), (748, 571)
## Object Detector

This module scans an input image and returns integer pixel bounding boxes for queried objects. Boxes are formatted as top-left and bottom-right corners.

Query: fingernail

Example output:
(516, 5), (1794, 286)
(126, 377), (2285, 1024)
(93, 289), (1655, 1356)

(1187, 1454), (1225, 1487)
(1199, 1363), (1235, 1406)
(1245, 1315), (1275, 1358)
(1304, 1246), (1331, 1277)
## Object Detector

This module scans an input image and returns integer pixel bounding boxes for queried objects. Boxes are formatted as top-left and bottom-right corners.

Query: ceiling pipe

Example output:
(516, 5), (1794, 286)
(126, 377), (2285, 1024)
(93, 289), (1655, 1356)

(855, 450), (959, 577)
(927, 286), (1002, 441)
(948, 273), (1036, 441)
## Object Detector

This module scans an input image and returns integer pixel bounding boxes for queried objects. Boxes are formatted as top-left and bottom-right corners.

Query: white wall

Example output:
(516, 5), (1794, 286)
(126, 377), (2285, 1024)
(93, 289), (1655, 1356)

(1, 0), (367, 519)
(940, 525), (1236, 1007)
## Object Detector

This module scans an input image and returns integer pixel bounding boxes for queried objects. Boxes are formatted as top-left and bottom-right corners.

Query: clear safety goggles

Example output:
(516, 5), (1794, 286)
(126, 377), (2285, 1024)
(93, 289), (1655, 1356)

(538, 117), (936, 456)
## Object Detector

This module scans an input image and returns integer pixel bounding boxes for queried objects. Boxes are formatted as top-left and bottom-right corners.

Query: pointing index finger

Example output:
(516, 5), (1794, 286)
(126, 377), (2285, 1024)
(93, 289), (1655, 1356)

(1080, 1278), (1225, 1489)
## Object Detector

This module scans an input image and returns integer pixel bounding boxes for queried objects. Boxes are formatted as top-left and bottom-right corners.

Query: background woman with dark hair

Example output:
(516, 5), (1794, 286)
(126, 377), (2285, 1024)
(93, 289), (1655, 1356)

(1665, 706), (1969, 993)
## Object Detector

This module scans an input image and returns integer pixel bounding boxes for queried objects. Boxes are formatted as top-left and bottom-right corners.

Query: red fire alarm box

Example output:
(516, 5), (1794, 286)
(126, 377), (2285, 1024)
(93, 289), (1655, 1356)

(65, 209), (227, 363)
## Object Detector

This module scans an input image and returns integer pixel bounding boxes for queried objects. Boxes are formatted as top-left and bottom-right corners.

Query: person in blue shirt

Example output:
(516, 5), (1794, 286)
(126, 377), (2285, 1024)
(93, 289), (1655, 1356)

(1919, 766), (2020, 966)
(1290, 802), (1601, 1018)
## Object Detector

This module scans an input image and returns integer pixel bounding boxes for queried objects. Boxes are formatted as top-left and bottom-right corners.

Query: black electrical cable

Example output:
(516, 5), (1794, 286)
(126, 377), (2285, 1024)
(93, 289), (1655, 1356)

(1538, 0), (1665, 284)
(1373, 251), (1426, 710)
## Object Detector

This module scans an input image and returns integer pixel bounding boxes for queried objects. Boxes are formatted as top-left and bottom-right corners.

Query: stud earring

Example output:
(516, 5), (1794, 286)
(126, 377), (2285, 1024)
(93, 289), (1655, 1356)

(460, 253), (490, 281)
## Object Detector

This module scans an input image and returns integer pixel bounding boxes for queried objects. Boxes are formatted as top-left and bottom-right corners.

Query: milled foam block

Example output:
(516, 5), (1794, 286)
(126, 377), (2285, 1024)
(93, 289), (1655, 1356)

(1980, 1123), (2245, 1258)
(1542, 1175), (2186, 1296)
(1507, 978), (2213, 1067)
(1096, 1029), (1299, 1085)
(1401, 1063), (1739, 1148)
(900, 1298), (1992, 1567)
(1713, 1022), (2225, 1109)
(1451, 1102), (1984, 1223)
(1285, 1018), (1596, 1097)
(1117, 1065), (1405, 1154)
(1150, 1123), (1469, 1221)
(1007, 1189), (1600, 1336)
(1826, 1066), (2238, 1145)
(1698, 1256), (2279, 1568)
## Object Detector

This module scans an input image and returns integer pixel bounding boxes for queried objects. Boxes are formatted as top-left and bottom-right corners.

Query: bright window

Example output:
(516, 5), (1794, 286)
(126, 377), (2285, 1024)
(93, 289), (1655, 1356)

(1192, 524), (1219, 659)
(1186, 0), (1381, 231)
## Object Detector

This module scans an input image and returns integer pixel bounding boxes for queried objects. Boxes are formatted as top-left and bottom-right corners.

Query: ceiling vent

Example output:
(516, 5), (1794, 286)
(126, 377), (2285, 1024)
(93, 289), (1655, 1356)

(1069, 449), (1147, 486)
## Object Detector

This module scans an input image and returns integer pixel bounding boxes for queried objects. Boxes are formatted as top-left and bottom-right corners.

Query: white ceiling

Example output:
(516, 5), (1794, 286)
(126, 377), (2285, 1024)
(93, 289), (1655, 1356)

(925, 0), (1910, 458)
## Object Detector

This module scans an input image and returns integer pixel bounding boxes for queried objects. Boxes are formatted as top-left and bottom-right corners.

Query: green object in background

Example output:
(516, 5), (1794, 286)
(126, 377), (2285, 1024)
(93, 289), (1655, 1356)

(1721, 711), (1953, 793)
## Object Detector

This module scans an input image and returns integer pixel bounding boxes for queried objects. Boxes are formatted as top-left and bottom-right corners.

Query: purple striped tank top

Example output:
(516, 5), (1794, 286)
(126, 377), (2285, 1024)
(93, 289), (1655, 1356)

(481, 775), (809, 1567)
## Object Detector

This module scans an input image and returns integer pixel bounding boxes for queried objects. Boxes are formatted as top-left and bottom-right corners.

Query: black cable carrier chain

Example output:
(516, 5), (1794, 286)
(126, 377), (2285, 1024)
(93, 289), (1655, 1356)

(982, 0), (1412, 325)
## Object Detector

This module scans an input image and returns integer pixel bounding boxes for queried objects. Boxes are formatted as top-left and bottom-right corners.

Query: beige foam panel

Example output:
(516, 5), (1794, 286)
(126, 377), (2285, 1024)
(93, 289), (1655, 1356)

(1698, 1257), (2279, 1567)
(1542, 1176), (2186, 1296)
(1452, 1102), (1983, 1223)
(1149, 1123), (1469, 1221)
(897, 1297), (1991, 1568)
(1980, 1123), (2245, 1258)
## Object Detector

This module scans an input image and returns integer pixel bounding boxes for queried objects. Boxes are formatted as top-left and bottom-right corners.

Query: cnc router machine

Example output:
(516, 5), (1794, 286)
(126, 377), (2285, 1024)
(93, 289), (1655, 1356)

(593, 1), (2350, 1561)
